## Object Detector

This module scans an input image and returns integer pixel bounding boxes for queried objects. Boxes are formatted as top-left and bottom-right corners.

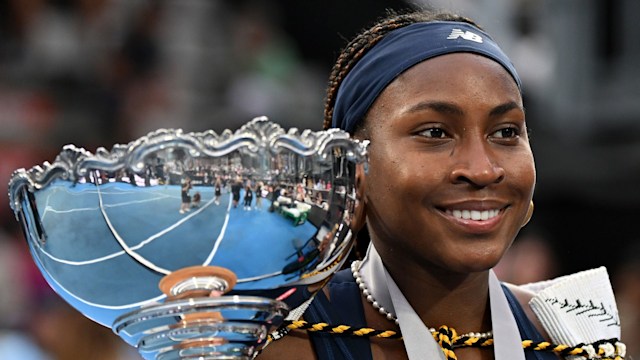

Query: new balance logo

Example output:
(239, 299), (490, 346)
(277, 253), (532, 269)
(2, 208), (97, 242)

(447, 29), (483, 43)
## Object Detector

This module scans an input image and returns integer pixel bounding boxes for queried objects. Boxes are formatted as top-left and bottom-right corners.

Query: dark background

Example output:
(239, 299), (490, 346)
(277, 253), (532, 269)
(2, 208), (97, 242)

(0, 0), (638, 358)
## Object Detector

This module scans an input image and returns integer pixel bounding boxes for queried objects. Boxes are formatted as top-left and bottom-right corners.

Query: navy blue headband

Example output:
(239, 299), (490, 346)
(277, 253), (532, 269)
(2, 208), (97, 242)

(332, 21), (522, 133)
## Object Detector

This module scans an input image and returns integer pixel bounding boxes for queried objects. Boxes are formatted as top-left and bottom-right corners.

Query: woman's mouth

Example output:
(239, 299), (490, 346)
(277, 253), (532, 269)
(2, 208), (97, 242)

(445, 209), (501, 221)
(439, 206), (507, 234)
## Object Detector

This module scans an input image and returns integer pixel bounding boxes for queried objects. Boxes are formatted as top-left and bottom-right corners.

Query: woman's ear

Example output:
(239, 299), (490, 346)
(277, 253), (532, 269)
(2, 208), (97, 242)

(350, 162), (367, 232)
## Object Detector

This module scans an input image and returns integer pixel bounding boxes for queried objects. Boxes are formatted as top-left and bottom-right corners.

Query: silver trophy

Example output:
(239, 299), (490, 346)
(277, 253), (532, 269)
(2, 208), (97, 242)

(8, 117), (368, 360)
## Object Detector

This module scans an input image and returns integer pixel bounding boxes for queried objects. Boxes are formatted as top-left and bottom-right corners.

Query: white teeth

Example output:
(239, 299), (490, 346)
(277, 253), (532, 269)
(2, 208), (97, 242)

(447, 209), (500, 220)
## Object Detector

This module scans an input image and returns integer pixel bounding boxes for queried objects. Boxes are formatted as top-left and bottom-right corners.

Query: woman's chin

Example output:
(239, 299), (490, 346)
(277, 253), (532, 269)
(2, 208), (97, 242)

(444, 249), (506, 274)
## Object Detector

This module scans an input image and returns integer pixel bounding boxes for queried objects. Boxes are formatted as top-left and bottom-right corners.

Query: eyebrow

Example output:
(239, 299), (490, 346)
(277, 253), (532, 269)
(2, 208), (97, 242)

(403, 100), (524, 117)
(488, 101), (523, 117)
(404, 101), (464, 116)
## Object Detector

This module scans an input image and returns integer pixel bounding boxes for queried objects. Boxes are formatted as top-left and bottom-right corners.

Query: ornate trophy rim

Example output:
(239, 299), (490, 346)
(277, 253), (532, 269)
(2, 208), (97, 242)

(8, 115), (369, 218)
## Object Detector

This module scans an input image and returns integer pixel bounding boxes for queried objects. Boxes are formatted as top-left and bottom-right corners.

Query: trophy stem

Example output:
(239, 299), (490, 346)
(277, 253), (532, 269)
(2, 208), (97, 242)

(159, 266), (238, 299)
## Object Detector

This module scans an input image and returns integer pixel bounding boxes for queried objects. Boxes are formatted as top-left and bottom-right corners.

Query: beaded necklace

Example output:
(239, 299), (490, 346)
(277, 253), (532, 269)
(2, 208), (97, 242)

(351, 260), (493, 341)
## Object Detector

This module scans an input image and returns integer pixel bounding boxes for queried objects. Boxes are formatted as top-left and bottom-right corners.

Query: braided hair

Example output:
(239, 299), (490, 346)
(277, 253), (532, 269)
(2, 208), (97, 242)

(322, 9), (481, 133)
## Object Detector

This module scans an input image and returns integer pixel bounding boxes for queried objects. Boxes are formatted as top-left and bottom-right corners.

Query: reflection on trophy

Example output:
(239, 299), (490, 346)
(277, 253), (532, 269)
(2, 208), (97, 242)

(8, 117), (369, 360)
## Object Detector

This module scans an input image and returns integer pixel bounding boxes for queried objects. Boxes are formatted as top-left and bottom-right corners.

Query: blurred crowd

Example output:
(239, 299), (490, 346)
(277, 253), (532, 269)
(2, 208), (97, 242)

(0, 0), (638, 359)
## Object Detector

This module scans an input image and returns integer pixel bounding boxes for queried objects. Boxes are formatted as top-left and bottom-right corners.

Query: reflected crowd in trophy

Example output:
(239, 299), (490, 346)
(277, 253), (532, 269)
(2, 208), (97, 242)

(86, 149), (343, 228)
(1, 0), (640, 359)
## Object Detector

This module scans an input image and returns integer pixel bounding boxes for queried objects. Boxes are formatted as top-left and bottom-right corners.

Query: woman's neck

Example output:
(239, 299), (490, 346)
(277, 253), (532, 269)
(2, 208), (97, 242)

(372, 241), (493, 334)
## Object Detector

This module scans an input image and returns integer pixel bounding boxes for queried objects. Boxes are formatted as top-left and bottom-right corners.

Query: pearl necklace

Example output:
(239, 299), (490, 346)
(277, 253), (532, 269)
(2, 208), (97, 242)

(351, 260), (494, 340)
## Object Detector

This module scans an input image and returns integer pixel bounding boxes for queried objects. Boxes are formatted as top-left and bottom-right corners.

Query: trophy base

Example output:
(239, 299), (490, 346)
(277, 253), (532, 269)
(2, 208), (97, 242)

(113, 296), (288, 360)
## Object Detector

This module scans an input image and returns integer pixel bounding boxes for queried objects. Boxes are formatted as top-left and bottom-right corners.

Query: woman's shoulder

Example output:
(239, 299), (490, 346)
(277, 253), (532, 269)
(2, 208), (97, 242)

(502, 282), (550, 340)
(258, 272), (359, 359)
(504, 267), (621, 347)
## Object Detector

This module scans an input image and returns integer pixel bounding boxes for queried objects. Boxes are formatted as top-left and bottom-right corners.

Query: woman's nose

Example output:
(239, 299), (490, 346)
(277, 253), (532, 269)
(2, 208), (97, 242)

(448, 139), (505, 188)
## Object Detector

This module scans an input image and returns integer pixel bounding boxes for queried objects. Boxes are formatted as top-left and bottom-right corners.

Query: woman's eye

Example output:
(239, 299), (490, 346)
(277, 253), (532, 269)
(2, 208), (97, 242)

(418, 128), (447, 138)
(492, 127), (520, 139)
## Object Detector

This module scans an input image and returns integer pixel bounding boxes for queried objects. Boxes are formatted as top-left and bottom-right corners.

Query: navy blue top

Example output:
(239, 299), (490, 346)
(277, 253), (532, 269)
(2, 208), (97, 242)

(304, 269), (557, 360)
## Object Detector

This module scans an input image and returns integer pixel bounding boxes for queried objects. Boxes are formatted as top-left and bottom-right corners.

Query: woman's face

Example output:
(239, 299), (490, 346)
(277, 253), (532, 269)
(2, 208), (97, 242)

(361, 53), (535, 274)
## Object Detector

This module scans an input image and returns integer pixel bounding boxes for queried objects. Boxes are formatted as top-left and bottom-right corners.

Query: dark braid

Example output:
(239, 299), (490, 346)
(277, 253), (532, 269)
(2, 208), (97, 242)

(323, 9), (481, 131)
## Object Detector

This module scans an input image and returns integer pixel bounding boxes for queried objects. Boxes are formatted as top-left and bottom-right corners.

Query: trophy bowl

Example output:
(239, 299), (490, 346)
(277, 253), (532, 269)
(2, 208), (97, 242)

(8, 116), (368, 360)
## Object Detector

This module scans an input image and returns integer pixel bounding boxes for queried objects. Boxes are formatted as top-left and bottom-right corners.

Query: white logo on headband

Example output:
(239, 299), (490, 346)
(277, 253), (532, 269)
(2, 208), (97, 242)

(447, 29), (483, 43)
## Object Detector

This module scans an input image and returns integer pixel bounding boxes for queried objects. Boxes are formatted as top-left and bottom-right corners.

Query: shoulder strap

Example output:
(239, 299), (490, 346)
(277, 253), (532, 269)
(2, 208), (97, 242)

(305, 269), (373, 360)
(501, 284), (558, 360)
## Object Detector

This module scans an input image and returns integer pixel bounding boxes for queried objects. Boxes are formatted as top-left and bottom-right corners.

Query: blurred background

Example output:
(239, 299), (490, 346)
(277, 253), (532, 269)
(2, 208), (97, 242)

(0, 0), (638, 358)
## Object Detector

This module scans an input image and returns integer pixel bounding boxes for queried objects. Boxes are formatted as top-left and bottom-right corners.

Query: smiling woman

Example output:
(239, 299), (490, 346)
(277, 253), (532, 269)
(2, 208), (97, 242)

(350, 52), (534, 279)
(257, 8), (624, 360)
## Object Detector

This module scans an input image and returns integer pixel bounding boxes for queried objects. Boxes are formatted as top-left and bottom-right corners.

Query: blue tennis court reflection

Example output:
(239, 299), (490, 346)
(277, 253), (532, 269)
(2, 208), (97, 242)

(31, 178), (318, 326)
